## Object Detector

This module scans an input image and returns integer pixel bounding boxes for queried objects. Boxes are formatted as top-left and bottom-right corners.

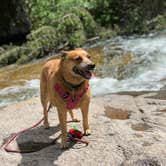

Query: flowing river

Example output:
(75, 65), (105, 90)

(0, 30), (166, 108)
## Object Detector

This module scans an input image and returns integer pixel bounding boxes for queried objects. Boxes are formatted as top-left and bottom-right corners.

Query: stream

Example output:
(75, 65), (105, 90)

(0, 30), (166, 108)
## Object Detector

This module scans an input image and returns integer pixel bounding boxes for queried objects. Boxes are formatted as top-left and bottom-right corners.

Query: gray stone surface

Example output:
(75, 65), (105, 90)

(0, 92), (166, 166)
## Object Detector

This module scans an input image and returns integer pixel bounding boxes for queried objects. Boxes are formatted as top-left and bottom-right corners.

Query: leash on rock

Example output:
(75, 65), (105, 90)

(3, 105), (89, 153)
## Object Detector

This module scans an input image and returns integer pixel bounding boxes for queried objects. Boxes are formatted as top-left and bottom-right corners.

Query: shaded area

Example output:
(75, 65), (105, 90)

(131, 123), (152, 131)
(159, 109), (166, 113)
(145, 90), (166, 100)
(0, 0), (30, 45)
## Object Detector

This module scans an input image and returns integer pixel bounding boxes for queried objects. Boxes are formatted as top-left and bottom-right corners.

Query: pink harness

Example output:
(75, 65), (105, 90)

(54, 83), (89, 109)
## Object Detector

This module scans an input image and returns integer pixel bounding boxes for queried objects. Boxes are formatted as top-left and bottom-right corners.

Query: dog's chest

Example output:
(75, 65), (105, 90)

(54, 83), (89, 109)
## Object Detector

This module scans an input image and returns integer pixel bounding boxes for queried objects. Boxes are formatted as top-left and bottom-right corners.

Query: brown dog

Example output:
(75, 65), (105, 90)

(40, 48), (95, 148)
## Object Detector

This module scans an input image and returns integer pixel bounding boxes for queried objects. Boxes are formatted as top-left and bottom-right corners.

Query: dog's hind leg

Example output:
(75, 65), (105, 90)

(40, 70), (50, 129)
(69, 110), (80, 122)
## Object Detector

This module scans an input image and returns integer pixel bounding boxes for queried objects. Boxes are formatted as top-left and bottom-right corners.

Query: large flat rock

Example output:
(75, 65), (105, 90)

(0, 93), (166, 166)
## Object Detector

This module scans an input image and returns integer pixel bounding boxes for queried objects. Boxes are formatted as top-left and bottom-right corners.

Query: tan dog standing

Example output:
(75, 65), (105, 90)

(40, 48), (95, 148)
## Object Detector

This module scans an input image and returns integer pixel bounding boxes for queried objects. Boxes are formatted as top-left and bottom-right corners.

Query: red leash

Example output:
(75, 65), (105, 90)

(3, 116), (62, 153)
(3, 106), (89, 153)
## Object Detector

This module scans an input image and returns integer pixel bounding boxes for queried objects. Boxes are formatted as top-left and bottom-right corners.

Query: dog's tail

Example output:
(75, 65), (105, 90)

(40, 68), (49, 108)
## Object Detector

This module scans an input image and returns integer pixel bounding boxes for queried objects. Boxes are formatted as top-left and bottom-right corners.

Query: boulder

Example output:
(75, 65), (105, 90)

(0, 0), (30, 44)
(0, 92), (166, 165)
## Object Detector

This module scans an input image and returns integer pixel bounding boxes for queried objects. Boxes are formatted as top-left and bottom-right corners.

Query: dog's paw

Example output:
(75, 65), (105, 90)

(43, 122), (50, 129)
(60, 141), (69, 149)
(72, 118), (80, 122)
(84, 129), (91, 136)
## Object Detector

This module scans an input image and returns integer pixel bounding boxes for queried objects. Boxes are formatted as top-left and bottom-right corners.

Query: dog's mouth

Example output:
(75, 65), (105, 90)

(73, 66), (92, 79)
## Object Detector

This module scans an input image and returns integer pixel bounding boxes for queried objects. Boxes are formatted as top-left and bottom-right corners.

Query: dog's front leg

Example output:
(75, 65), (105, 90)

(58, 109), (68, 148)
(81, 103), (91, 135)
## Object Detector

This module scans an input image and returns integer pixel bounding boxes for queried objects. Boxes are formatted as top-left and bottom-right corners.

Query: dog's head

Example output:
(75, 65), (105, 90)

(60, 48), (95, 80)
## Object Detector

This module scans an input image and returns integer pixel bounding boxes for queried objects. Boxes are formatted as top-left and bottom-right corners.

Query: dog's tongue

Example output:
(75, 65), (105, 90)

(84, 71), (92, 79)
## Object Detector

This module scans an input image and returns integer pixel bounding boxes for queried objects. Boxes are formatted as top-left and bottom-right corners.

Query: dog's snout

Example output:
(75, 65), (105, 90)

(87, 64), (95, 70)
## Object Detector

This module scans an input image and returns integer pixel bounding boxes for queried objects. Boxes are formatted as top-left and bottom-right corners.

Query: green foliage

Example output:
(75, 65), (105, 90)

(89, 0), (121, 27)
(71, 7), (96, 37)
(25, 0), (97, 47)
(154, 14), (166, 30)
(56, 13), (86, 47)
(55, 0), (91, 10)
(89, 0), (165, 34)
(0, 26), (59, 65)
(1, 0), (165, 66)
(25, 0), (57, 29)
(25, 0), (93, 29)
(25, 0), (165, 36)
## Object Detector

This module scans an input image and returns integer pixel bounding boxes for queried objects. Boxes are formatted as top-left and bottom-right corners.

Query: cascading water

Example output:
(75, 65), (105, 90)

(0, 30), (166, 108)
(91, 30), (166, 95)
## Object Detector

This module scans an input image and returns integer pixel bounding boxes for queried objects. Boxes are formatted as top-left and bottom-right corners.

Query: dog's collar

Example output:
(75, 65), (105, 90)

(61, 76), (85, 91)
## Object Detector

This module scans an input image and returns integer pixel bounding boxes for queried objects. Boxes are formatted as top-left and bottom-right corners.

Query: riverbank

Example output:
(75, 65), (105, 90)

(1, 30), (166, 108)
(0, 91), (166, 165)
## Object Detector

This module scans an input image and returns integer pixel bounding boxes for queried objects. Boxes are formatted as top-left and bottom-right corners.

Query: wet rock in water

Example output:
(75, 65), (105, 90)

(108, 52), (134, 79)
(89, 42), (135, 78)
(103, 43), (124, 57)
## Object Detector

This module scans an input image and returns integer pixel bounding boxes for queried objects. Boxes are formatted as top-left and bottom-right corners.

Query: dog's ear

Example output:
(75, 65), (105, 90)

(60, 50), (68, 58)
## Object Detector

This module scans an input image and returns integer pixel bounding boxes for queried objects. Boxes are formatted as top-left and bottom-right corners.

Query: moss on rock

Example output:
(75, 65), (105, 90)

(0, 47), (20, 66)
(17, 26), (59, 64)
(0, 26), (60, 65)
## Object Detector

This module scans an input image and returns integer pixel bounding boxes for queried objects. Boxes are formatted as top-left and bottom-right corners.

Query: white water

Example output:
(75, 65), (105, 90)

(1, 31), (166, 107)
(91, 32), (166, 95)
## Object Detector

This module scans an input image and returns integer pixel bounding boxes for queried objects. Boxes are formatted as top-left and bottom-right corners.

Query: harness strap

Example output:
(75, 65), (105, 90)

(54, 83), (89, 109)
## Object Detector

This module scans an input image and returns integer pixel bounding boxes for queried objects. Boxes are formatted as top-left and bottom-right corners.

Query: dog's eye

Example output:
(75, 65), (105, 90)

(87, 55), (91, 59)
(75, 57), (82, 62)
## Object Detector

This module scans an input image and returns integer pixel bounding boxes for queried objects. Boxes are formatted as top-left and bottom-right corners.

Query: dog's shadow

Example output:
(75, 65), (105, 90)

(16, 124), (77, 166)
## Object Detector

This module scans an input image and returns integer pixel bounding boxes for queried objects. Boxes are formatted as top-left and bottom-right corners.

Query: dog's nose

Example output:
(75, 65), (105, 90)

(87, 64), (95, 70)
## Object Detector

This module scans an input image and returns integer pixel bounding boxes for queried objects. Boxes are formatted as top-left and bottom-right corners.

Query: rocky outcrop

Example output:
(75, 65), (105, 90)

(0, 26), (57, 66)
(0, 92), (166, 165)
(0, 6), (97, 66)
(0, 0), (30, 44)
